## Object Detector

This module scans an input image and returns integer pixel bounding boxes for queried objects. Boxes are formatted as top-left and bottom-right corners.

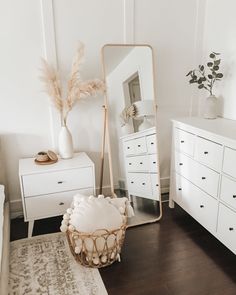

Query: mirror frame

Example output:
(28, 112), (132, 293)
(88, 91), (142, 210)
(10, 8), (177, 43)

(100, 44), (162, 224)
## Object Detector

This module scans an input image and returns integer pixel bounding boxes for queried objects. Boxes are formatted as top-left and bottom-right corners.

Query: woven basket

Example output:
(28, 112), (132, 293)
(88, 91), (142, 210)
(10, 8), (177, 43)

(66, 221), (127, 268)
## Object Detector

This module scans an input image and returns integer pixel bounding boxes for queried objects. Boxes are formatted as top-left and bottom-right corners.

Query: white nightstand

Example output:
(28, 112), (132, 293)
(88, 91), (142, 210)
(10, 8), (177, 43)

(19, 152), (95, 237)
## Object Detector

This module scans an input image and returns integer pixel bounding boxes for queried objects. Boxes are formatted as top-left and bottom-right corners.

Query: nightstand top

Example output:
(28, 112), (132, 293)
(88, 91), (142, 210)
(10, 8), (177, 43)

(19, 152), (94, 175)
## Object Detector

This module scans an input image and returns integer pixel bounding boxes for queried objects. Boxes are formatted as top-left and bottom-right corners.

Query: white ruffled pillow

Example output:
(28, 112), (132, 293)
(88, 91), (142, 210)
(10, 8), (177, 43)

(69, 195), (123, 232)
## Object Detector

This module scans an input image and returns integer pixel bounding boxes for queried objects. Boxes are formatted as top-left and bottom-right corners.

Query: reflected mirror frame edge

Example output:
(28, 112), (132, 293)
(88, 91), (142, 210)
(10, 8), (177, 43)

(100, 43), (163, 224)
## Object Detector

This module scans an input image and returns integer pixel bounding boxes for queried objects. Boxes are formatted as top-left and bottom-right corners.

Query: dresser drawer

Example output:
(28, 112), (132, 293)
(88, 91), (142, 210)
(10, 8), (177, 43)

(146, 134), (157, 154)
(22, 167), (93, 197)
(175, 174), (218, 233)
(126, 155), (149, 172)
(217, 204), (236, 254)
(123, 139), (136, 156)
(25, 188), (94, 220)
(150, 173), (160, 200)
(220, 176), (236, 210)
(134, 137), (147, 154)
(127, 173), (152, 197)
(175, 152), (219, 198)
(195, 137), (223, 171)
(223, 147), (236, 178)
(174, 128), (195, 157)
(149, 154), (158, 172)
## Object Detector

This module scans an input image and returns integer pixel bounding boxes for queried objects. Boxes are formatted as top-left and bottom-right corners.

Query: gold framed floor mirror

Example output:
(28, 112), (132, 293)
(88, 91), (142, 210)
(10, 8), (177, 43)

(100, 44), (162, 226)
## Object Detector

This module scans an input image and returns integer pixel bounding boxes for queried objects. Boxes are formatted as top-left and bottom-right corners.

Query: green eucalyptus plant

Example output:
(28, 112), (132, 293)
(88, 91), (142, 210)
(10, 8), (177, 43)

(186, 52), (223, 96)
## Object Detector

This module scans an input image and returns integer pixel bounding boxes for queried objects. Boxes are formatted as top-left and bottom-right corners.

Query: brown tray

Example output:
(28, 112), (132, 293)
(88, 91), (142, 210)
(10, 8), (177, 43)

(34, 158), (58, 165)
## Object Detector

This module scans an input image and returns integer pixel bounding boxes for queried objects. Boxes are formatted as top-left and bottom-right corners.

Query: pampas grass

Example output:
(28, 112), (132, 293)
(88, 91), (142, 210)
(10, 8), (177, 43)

(40, 42), (105, 126)
(120, 104), (137, 127)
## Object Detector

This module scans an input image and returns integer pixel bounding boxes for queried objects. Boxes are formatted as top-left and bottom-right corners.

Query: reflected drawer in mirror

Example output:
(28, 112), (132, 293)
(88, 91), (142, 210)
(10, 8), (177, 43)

(150, 173), (160, 200)
(127, 173), (152, 198)
(146, 134), (157, 154)
(149, 154), (158, 172)
(126, 155), (149, 172)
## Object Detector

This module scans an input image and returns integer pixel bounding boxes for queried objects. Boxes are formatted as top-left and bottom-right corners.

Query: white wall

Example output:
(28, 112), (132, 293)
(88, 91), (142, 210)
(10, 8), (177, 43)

(134, 0), (204, 188)
(0, 0), (204, 216)
(202, 0), (236, 120)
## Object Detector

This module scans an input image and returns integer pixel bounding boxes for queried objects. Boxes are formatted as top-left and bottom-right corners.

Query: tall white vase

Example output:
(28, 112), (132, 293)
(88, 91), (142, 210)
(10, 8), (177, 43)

(204, 95), (218, 119)
(58, 125), (73, 159)
(121, 124), (133, 135)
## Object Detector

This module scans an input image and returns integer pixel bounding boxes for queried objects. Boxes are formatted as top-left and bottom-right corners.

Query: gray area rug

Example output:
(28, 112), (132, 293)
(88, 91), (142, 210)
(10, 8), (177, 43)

(9, 232), (108, 295)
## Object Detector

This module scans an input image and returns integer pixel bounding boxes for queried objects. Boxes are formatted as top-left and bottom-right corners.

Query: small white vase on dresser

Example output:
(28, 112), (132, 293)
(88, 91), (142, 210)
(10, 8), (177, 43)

(204, 95), (217, 119)
(58, 125), (73, 159)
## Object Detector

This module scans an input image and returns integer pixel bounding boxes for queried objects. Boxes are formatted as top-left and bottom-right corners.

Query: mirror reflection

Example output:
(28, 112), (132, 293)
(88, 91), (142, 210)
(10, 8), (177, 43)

(102, 45), (162, 226)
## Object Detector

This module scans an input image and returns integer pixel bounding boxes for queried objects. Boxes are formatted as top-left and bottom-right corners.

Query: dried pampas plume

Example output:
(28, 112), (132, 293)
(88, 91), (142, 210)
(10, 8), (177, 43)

(40, 42), (105, 125)
(120, 104), (137, 127)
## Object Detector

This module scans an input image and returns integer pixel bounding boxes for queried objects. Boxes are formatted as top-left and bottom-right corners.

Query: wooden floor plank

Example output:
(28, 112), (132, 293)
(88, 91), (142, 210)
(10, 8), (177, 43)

(11, 203), (236, 294)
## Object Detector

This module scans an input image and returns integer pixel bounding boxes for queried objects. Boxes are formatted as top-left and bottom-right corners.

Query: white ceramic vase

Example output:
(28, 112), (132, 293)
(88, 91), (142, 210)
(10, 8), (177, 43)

(204, 95), (218, 119)
(58, 125), (73, 159)
(121, 124), (133, 135)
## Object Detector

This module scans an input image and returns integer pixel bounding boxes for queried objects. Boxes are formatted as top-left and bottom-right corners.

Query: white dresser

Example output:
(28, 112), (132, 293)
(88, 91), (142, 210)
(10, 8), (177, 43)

(121, 127), (160, 201)
(19, 152), (95, 237)
(169, 117), (236, 254)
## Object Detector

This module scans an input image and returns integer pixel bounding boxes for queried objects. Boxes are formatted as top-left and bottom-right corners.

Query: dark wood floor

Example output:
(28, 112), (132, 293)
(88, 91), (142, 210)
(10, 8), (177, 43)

(11, 203), (236, 295)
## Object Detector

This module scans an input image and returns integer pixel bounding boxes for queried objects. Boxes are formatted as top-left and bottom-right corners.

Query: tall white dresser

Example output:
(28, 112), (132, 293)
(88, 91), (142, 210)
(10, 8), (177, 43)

(169, 117), (236, 254)
(19, 152), (95, 237)
(121, 127), (160, 201)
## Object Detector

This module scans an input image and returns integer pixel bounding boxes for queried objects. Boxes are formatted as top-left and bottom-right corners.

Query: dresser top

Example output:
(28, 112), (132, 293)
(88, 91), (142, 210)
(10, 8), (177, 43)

(120, 126), (156, 140)
(172, 117), (236, 142)
(19, 152), (94, 175)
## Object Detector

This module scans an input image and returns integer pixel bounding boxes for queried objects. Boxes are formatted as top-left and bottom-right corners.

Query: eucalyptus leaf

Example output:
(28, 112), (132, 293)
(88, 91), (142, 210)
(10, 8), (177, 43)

(210, 53), (215, 58)
(208, 74), (213, 79)
(216, 73), (223, 78)
(198, 84), (204, 89)
(186, 71), (192, 76)
(214, 59), (221, 66)
(207, 62), (213, 67)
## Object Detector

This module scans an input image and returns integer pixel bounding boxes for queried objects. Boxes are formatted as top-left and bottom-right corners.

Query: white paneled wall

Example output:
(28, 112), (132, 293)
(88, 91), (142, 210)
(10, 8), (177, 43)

(202, 0), (236, 120)
(0, 0), (204, 216)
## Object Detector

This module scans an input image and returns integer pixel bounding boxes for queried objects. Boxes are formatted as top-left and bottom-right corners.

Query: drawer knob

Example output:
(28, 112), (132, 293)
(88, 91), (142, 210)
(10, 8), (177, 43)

(204, 151), (208, 154)
(178, 188), (182, 191)
(201, 177), (206, 180)
(233, 195), (236, 198)
(127, 147), (130, 149)
(200, 205), (204, 208)
(131, 181), (134, 184)
(59, 202), (64, 206)
(129, 163), (132, 165)
(138, 144), (141, 147)
(153, 161), (156, 164)
(179, 163), (183, 166)
(180, 140), (184, 143)
(229, 227), (234, 231)
(140, 162), (143, 165)
(142, 182), (146, 185)
(156, 184), (159, 187)
(151, 142), (154, 145)
(57, 181), (64, 184)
